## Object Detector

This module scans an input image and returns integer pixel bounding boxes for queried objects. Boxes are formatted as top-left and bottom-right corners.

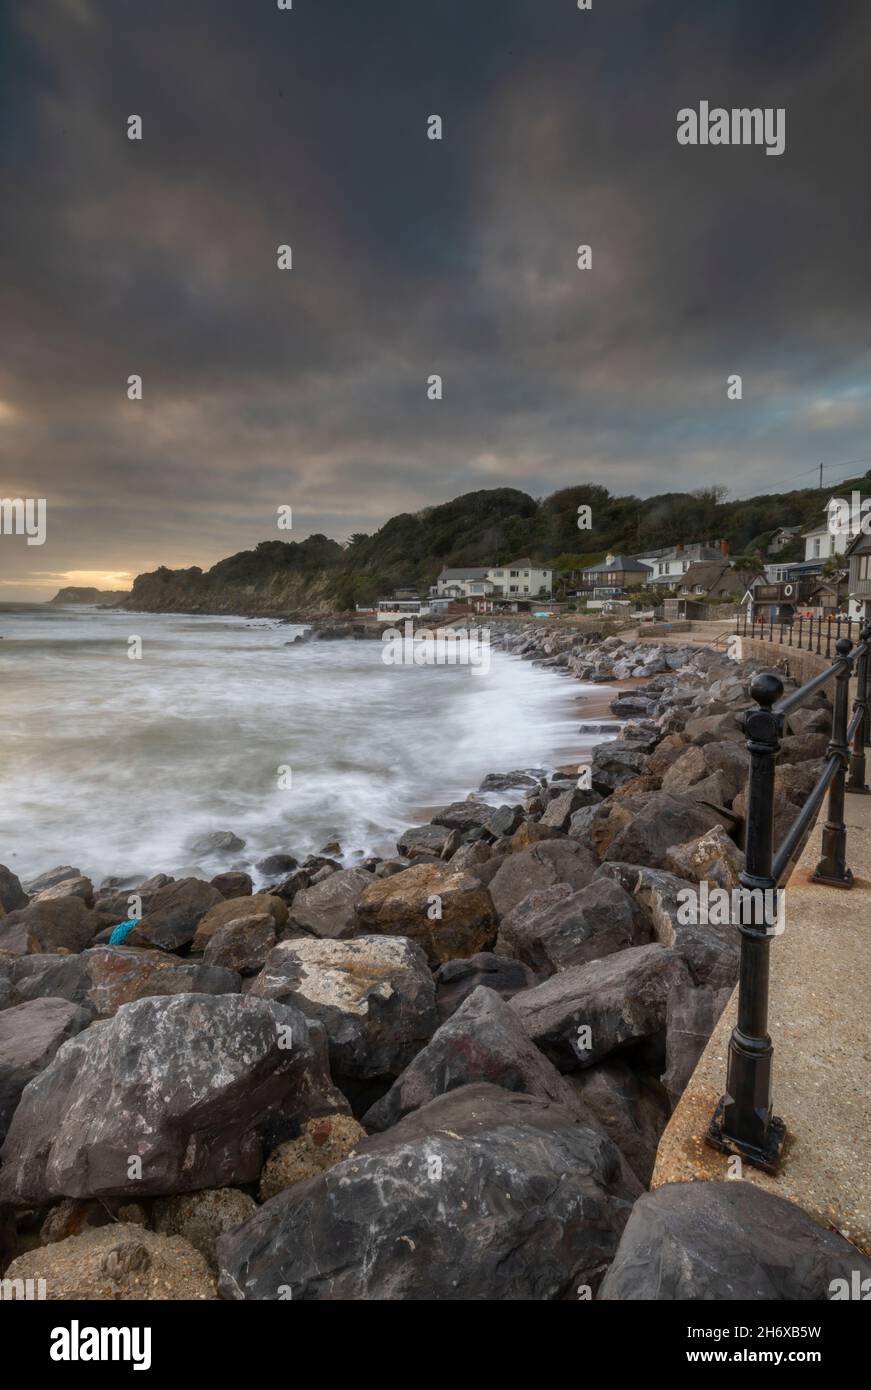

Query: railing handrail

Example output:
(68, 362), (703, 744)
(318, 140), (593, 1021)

(707, 619), (871, 1174)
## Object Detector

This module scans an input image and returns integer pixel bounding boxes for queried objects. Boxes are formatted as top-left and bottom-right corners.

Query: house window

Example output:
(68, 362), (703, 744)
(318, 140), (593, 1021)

(813, 538), (821, 558)
(509, 585), (518, 593)
(695, 585), (705, 594)
(523, 570), (529, 577)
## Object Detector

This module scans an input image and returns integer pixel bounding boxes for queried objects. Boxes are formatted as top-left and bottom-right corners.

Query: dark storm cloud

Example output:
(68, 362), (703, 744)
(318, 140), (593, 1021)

(1, 0), (870, 596)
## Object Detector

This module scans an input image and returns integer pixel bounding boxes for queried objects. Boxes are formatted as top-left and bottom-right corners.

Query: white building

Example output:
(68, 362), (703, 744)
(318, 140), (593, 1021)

(432, 559), (552, 600)
(633, 542), (727, 587)
(802, 494), (871, 562)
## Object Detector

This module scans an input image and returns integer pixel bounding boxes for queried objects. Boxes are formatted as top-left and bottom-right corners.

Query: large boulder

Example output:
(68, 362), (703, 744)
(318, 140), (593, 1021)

(430, 800), (494, 833)
(0, 993), (347, 1204)
(589, 745), (648, 794)
(354, 864), (497, 966)
(287, 868), (374, 939)
(191, 892), (288, 952)
(34, 875), (94, 906)
(511, 943), (691, 1071)
(777, 732), (830, 764)
(495, 877), (650, 975)
(566, 1060), (669, 1187)
(683, 712), (744, 745)
(434, 951), (537, 1022)
(202, 914), (276, 975)
(596, 864), (740, 990)
(602, 793), (731, 869)
(209, 871), (253, 900)
(23, 865), (81, 895)
(488, 840), (597, 919)
(662, 981), (732, 1106)
(186, 829), (245, 858)
(248, 935), (437, 1079)
(363, 986), (582, 1131)
(664, 825), (745, 891)
(2, 1223), (217, 1300)
(0, 997), (90, 1141)
(396, 824), (455, 858)
(0, 898), (108, 956)
(126, 878), (224, 952)
(599, 1182), (871, 1300)
(660, 745), (707, 793)
(217, 1084), (638, 1300)
(6, 946), (241, 1018)
(0, 865), (28, 914)
(539, 787), (601, 832)
(701, 740), (750, 803)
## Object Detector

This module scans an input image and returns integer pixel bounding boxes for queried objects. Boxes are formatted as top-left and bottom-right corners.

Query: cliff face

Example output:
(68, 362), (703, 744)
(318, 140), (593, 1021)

(123, 564), (338, 617)
(122, 537), (347, 617)
(49, 588), (131, 606)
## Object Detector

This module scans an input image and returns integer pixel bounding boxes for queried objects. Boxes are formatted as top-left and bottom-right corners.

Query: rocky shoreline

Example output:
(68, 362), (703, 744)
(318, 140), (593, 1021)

(1, 626), (868, 1301)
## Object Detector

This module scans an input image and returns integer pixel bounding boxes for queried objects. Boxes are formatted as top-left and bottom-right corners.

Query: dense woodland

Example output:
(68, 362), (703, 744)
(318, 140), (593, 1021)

(133, 473), (871, 609)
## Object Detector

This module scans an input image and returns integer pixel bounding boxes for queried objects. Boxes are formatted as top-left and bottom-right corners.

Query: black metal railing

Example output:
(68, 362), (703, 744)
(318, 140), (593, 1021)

(706, 621), (871, 1175)
(737, 608), (865, 661)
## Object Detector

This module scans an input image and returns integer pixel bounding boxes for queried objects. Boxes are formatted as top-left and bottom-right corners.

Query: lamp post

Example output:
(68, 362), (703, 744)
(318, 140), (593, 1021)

(706, 671), (786, 1174)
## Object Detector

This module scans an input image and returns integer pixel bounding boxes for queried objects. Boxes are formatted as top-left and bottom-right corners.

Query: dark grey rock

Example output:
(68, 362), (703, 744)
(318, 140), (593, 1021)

(363, 987), (582, 1131)
(7, 946), (241, 1018)
(511, 943), (691, 1071)
(497, 877), (651, 975)
(662, 981), (732, 1106)
(217, 1083), (638, 1301)
(186, 830), (246, 858)
(0, 993), (348, 1204)
(126, 878), (224, 952)
(0, 998), (91, 1142)
(434, 951), (537, 1022)
(566, 1060), (669, 1187)
(287, 868), (374, 940)
(599, 1182), (871, 1300)
(0, 865), (28, 913)
(488, 840), (598, 919)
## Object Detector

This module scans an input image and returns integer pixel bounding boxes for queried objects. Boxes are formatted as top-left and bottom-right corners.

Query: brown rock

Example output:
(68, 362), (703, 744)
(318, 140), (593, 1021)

(510, 820), (566, 851)
(354, 864), (497, 966)
(202, 914), (276, 974)
(259, 1114), (366, 1200)
(665, 824), (745, 890)
(191, 893), (288, 953)
(488, 840), (597, 919)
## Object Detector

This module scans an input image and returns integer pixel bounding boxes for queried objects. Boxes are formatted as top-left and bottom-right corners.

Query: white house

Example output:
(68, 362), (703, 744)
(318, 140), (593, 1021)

(432, 559), (552, 600)
(633, 542), (728, 587)
(802, 494), (871, 562)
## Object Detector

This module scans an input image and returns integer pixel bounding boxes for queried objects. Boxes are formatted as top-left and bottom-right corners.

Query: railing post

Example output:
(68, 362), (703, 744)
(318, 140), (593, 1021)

(848, 625), (871, 793)
(813, 637), (855, 886)
(706, 671), (786, 1174)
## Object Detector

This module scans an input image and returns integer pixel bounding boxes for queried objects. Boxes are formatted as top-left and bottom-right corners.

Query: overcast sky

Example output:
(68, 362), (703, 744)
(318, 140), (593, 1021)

(2, 0), (870, 599)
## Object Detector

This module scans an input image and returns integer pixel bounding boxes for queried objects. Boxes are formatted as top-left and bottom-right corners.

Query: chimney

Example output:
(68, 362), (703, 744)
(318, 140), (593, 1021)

(675, 543), (684, 554)
(720, 538), (730, 556)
